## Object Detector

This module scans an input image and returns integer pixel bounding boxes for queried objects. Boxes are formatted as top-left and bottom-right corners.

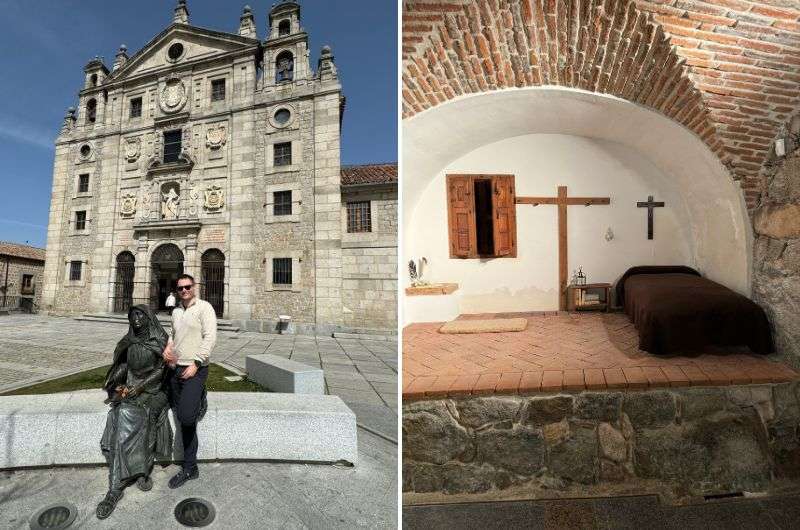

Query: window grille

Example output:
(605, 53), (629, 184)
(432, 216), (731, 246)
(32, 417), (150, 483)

(163, 130), (182, 163)
(211, 79), (226, 102)
(69, 261), (82, 281)
(274, 142), (292, 167)
(347, 201), (372, 233)
(78, 174), (90, 193)
(273, 190), (292, 216)
(75, 211), (87, 231)
(273, 258), (292, 285)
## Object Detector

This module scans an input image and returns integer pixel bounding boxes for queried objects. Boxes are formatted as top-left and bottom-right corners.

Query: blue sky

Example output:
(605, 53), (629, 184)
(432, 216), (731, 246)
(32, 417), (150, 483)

(0, 0), (397, 248)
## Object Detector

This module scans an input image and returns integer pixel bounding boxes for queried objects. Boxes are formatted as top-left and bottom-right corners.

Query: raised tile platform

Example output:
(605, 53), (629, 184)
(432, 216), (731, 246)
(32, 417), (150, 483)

(246, 354), (325, 394)
(403, 312), (799, 400)
(0, 391), (357, 469)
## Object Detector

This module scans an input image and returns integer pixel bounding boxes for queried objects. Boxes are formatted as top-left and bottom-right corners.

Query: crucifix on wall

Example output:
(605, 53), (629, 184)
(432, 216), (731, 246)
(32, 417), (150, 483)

(516, 186), (611, 311)
(637, 195), (665, 240)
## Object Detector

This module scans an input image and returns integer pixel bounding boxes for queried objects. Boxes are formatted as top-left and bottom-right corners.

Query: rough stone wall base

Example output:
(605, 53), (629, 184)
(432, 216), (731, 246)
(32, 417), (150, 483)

(403, 384), (800, 500)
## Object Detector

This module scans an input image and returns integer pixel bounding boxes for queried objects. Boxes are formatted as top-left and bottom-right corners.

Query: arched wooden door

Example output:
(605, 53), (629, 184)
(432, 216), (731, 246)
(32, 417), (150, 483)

(201, 249), (225, 318)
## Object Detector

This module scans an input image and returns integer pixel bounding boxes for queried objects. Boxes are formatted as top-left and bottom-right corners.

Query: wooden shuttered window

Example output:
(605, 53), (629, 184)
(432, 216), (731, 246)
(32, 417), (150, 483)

(446, 174), (517, 259)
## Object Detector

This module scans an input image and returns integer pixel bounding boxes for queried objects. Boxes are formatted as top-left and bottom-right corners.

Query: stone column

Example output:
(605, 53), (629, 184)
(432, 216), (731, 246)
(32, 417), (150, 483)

(133, 237), (150, 307)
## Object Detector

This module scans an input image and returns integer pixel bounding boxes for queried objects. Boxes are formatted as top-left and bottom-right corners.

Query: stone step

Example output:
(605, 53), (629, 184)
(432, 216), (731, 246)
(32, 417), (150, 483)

(0, 391), (357, 469)
(333, 331), (396, 342)
(76, 313), (240, 332)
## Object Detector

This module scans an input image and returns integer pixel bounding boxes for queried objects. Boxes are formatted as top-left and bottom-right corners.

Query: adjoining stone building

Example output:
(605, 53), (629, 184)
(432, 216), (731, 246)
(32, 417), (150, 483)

(42, 1), (397, 334)
(0, 242), (45, 312)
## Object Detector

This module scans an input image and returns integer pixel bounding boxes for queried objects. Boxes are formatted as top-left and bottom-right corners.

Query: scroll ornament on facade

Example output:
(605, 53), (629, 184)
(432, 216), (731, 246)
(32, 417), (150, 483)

(204, 185), (224, 211)
(188, 185), (200, 216)
(120, 193), (138, 217)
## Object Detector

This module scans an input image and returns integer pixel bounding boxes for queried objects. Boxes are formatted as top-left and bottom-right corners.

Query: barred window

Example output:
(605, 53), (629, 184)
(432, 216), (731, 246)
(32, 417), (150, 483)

(211, 79), (226, 102)
(347, 201), (372, 233)
(22, 274), (33, 290)
(273, 190), (292, 216)
(163, 130), (182, 163)
(274, 142), (292, 166)
(273, 258), (292, 285)
(78, 174), (90, 193)
(130, 97), (142, 118)
(69, 261), (82, 281)
(86, 98), (97, 124)
(75, 210), (87, 231)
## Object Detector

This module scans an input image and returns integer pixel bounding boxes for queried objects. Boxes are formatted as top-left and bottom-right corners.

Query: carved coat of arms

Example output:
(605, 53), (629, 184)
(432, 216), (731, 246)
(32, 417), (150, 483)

(124, 137), (141, 162)
(120, 193), (137, 217)
(204, 185), (225, 211)
(206, 125), (227, 150)
(159, 77), (187, 113)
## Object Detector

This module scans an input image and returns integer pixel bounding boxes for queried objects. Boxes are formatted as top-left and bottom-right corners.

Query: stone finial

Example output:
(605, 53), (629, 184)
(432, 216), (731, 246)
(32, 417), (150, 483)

(239, 5), (257, 38)
(112, 44), (129, 71)
(61, 107), (77, 134)
(173, 0), (189, 24)
(318, 45), (337, 81)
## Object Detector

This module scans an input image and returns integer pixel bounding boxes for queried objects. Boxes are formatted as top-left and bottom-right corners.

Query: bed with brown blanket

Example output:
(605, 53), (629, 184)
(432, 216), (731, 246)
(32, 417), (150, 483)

(616, 266), (773, 355)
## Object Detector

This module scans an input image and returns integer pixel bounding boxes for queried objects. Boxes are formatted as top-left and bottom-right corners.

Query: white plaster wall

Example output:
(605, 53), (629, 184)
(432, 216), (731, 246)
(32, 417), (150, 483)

(402, 88), (751, 324)
(409, 134), (694, 315)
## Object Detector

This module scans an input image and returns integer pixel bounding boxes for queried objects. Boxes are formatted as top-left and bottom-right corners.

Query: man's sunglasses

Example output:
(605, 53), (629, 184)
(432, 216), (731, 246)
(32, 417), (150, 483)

(176, 285), (193, 291)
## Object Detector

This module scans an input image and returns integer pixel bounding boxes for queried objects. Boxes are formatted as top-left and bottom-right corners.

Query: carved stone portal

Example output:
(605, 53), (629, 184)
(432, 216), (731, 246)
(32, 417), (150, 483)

(120, 194), (137, 217)
(204, 185), (224, 211)
(159, 77), (187, 114)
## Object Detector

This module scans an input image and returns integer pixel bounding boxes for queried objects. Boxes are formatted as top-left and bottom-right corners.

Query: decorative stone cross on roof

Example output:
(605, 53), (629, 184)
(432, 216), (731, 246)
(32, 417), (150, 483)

(637, 195), (665, 240)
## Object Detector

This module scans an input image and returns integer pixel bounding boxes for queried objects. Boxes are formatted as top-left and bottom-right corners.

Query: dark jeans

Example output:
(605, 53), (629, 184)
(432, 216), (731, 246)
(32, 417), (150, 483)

(168, 365), (208, 472)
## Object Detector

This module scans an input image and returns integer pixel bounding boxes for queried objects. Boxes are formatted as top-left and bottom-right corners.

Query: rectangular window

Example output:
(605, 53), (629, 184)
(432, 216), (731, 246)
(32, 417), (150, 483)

(273, 190), (292, 216)
(273, 258), (292, 285)
(347, 201), (372, 233)
(130, 97), (142, 118)
(21, 274), (33, 294)
(446, 174), (517, 259)
(75, 210), (87, 231)
(69, 261), (82, 281)
(211, 79), (226, 102)
(163, 130), (182, 163)
(274, 142), (292, 167)
(78, 174), (90, 193)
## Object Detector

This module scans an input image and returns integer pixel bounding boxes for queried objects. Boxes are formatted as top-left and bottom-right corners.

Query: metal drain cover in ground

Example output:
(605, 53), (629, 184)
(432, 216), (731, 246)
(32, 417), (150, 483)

(174, 498), (216, 527)
(29, 503), (78, 530)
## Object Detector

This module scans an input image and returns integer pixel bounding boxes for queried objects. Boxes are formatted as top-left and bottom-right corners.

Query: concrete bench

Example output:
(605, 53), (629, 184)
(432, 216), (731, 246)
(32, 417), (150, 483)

(245, 354), (325, 394)
(0, 391), (357, 470)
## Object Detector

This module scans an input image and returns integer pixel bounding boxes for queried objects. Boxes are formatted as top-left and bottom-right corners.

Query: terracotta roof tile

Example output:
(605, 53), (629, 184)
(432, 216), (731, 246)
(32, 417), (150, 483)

(0, 241), (46, 262)
(341, 163), (397, 186)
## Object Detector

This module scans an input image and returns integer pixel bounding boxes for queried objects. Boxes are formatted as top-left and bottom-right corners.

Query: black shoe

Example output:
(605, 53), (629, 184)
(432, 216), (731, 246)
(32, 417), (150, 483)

(168, 468), (199, 489)
(136, 475), (153, 492)
(96, 489), (123, 519)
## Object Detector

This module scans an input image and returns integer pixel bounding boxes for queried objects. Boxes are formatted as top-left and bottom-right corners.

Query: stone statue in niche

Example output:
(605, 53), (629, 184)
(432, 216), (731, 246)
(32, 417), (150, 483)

(204, 185), (224, 211)
(120, 194), (137, 217)
(161, 185), (180, 220)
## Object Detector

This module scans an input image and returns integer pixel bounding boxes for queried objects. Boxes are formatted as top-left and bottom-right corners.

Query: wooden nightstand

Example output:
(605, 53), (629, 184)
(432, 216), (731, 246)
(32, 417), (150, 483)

(566, 283), (611, 312)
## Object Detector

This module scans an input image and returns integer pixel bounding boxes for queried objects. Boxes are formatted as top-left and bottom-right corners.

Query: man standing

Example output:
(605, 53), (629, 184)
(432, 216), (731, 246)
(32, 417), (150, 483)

(162, 273), (217, 488)
(165, 290), (176, 315)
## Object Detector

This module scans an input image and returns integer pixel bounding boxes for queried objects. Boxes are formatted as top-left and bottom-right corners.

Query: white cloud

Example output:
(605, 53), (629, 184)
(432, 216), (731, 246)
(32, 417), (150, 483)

(0, 118), (55, 150)
(0, 218), (47, 230)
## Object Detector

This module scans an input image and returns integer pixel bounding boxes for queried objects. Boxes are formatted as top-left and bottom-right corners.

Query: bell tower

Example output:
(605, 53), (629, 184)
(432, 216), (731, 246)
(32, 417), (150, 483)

(263, 1), (311, 87)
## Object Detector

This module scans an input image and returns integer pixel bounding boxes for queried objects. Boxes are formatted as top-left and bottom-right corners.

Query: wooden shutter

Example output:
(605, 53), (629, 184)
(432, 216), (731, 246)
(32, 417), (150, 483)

(491, 175), (517, 257)
(446, 175), (477, 258)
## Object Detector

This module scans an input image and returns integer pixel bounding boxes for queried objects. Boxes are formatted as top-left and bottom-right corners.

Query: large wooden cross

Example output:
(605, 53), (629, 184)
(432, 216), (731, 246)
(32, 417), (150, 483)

(637, 195), (665, 240)
(516, 186), (611, 310)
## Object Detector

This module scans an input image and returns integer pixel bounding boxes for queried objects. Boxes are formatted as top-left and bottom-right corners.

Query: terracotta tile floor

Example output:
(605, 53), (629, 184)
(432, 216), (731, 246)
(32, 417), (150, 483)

(403, 312), (799, 400)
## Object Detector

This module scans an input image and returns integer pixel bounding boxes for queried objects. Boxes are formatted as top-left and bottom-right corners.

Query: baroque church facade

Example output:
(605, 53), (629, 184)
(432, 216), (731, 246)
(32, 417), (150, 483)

(42, 1), (397, 333)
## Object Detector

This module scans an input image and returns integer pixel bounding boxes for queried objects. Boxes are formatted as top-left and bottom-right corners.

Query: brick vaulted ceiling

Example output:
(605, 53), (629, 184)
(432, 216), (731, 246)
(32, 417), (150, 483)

(402, 0), (800, 209)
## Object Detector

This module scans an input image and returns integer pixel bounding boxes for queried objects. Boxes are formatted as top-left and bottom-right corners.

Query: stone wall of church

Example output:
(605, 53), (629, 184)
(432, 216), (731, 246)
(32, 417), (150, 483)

(753, 115), (800, 368)
(342, 187), (398, 331)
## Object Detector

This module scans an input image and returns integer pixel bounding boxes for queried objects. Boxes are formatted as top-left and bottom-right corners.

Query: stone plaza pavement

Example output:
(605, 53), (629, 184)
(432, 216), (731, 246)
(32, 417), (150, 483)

(0, 314), (399, 528)
(0, 314), (398, 439)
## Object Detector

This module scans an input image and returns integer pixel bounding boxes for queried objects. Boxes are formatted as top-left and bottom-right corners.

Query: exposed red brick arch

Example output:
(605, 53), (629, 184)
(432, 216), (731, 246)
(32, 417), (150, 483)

(403, 0), (800, 209)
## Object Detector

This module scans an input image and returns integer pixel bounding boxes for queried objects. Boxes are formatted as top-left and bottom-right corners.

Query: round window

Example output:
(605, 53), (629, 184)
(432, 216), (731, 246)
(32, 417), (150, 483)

(168, 43), (184, 61)
(274, 109), (291, 125)
(80, 145), (91, 158)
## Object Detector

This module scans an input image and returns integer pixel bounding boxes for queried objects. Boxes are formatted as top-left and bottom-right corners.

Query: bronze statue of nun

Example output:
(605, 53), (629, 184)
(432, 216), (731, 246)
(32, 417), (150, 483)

(96, 304), (173, 519)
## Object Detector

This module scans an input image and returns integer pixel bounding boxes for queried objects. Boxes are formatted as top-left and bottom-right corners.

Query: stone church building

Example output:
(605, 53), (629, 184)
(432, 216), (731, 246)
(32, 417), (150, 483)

(42, 1), (397, 333)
